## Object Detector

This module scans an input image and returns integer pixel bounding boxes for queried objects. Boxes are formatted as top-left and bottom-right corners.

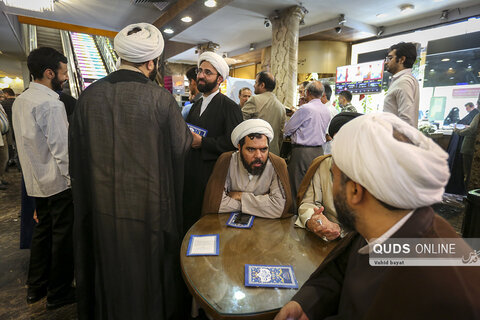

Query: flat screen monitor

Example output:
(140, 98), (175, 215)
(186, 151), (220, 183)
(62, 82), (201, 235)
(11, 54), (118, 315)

(335, 60), (384, 94)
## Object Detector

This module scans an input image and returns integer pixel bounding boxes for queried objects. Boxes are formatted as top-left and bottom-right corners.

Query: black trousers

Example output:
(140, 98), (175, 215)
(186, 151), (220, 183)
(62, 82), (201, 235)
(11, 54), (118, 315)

(28, 188), (74, 300)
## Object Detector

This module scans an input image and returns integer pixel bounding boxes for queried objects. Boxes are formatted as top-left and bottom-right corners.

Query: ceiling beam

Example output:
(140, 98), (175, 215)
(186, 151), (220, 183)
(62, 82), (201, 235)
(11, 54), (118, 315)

(163, 40), (196, 59)
(17, 15), (117, 37)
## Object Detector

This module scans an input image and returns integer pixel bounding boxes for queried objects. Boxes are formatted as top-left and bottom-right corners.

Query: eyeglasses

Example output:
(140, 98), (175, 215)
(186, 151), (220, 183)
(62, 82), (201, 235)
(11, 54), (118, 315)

(197, 68), (218, 77)
(385, 55), (394, 62)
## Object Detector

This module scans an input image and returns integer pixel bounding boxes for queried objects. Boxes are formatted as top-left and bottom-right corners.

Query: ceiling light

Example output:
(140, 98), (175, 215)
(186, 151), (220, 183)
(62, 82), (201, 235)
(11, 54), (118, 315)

(204, 0), (217, 8)
(2, 0), (54, 12)
(249, 43), (255, 51)
(399, 4), (415, 14)
(430, 69), (435, 72)
(441, 58), (450, 62)
(440, 10), (448, 20)
(338, 14), (346, 25)
(181, 16), (192, 23)
(376, 13), (388, 18)
(335, 26), (342, 34)
(456, 60), (463, 63)
(163, 28), (174, 34)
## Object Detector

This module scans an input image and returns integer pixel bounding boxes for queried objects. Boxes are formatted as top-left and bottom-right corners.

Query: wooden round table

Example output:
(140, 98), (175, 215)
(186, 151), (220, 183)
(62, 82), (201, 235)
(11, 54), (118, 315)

(180, 214), (337, 319)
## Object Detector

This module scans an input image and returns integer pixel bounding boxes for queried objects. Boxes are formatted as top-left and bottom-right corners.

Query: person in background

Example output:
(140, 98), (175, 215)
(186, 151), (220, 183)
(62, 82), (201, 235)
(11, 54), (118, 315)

(13, 47), (75, 310)
(297, 81), (309, 108)
(182, 66), (202, 120)
(1, 88), (17, 168)
(338, 90), (357, 113)
(383, 41), (419, 127)
(238, 87), (252, 108)
(242, 71), (286, 156)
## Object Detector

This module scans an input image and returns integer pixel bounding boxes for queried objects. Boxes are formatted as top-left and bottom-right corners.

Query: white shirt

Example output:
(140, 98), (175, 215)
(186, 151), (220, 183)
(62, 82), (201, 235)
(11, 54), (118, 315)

(199, 90), (219, 116)
(383, 68), (419, 128)
(12, 82), (70, 197)
(358, 210), (414, 254)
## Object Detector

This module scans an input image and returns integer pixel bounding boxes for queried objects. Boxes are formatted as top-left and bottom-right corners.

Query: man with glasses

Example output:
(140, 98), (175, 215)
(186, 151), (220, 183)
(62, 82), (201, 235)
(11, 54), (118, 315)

(383, 42), (419, 128)
(183, 51), (243, 233)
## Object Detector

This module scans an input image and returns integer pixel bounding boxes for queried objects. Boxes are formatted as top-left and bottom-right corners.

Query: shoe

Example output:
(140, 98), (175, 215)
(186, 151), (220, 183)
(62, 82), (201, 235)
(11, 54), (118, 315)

(46, 288), (76, 310)
(27, 288), (47, 304)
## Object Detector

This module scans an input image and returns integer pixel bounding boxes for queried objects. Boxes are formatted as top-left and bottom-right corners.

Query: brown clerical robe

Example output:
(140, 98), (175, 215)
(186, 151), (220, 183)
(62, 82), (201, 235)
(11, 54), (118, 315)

(291, 207), (480, 319)
(202, 151), (293, 218)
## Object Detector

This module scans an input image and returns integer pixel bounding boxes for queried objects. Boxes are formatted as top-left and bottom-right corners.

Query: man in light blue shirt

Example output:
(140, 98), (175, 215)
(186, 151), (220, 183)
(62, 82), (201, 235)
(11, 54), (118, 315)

(284, 81), (331, 202)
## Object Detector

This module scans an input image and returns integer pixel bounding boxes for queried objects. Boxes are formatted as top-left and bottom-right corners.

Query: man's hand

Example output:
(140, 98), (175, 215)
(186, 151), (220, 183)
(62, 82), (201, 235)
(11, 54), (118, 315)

(191, 132), (202, 148)
(33, 210), (39, 223)
(274, 301), (309, 320)
(227, 191), (242, 201)
(306, 207), (341, 241)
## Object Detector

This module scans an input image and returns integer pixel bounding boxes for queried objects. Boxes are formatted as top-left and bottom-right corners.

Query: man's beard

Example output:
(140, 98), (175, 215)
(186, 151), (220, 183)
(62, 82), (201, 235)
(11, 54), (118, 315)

(333, 188), (357, 232)
(51, 75), (64, 92)
(197, 76), (218, 93)
(240, 151), (266, 176)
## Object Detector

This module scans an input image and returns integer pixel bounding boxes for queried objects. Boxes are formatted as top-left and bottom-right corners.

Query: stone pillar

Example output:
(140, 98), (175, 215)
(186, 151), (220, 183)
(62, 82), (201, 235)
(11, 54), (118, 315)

(270, 6), (305, 109)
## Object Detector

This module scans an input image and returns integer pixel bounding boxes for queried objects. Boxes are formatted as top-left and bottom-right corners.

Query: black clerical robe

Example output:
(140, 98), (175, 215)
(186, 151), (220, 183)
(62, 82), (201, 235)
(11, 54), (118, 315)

(183, 92), (242, 233)
(69, 69), (192, 320)
(292, 207), (480, 319)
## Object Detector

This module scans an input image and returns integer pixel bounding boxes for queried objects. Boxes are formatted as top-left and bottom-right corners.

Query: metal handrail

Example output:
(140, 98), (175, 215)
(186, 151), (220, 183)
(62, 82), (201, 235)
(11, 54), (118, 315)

(60, 30), (83, 98)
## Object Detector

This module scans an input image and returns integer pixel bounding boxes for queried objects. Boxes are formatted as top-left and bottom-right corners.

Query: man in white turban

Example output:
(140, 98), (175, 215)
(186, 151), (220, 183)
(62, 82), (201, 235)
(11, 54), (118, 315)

(276, 112), (480, 320)
(70, 23), (192, 320)
(202, 119), (292, 218)
(183, 51), (243, 231)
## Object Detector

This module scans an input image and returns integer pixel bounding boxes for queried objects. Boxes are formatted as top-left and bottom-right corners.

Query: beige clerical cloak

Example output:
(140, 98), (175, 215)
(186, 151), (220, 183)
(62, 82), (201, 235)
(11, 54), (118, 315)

(202, 151), (292, 218)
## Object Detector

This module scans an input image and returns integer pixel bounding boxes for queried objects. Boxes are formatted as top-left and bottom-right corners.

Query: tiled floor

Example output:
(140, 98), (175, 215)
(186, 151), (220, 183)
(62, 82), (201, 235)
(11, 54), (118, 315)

(0, 168), (466, 319)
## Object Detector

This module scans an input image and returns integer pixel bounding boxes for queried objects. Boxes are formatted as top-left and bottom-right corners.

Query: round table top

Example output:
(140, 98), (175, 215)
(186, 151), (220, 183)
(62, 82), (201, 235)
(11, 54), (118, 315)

(180, 214), (337, 319)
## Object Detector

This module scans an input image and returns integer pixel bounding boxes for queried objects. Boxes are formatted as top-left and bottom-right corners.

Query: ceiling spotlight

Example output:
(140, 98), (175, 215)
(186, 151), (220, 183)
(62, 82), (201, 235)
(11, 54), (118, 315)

(163, 28), (174, 34)
(338, 14), (346, 25)
(377, 26), (385, 37)
(399, 4), (415, 14)
(440, 10), (449, 20)
(264, 18), (271, 28)
(249, 43), (255, 51)
(441, 58), (450, 62)
(456, 60), (463, 63)
(335, 26), (342, 34)
(204, 0), (216, 8)
(299, 18), (305, 25)
(181, 16), (192, 23)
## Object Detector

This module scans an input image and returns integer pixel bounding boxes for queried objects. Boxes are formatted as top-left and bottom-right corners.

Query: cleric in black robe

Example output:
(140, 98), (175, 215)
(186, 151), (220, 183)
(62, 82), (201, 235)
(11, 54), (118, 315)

(69, 23), (192, 320)
(183, 51), (242, 233)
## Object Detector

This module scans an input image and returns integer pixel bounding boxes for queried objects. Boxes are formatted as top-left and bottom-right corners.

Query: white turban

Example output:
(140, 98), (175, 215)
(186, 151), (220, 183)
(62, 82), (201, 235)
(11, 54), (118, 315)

(114, 23), (164, 63)
(331, 112), (450, 209)
(231, 119), (274, 148)
(198, 51), (229, 80)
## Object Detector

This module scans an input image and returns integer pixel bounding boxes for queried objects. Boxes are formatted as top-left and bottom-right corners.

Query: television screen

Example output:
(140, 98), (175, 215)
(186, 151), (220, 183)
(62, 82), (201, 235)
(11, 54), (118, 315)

(335, 60), (384, 94)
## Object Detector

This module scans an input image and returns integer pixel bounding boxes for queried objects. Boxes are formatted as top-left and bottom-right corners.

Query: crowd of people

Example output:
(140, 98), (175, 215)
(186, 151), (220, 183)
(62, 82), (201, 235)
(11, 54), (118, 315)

(2, 21), (480, 319)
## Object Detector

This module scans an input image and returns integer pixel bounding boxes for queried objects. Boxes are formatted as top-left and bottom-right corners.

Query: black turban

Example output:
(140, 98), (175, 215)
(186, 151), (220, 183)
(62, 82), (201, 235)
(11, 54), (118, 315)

(328, 112), (363, 138)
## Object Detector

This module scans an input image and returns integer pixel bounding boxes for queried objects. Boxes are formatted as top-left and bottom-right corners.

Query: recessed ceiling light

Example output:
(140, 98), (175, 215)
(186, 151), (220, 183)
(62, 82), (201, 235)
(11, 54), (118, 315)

(456, 60), (463, 63)
(441, 58), (450, 62)
(204, 0), (217, 7)
(430, 69), (435, 72)
(163, 28), (174, 34)
(376, 13), (388, 18)
(181, 16), (192, 23)
(399, 4), (415, 14)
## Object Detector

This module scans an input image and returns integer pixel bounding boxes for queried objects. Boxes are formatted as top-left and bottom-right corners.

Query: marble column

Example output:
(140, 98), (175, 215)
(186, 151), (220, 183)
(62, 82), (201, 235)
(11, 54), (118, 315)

(270, 6), (305, 109)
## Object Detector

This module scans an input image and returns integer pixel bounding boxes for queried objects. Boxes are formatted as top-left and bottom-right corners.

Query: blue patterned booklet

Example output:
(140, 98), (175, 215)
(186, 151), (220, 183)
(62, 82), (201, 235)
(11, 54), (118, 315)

(244, 264), (298, 289)
(186, 123), (208, 137)
(226, 212), (254, 229)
